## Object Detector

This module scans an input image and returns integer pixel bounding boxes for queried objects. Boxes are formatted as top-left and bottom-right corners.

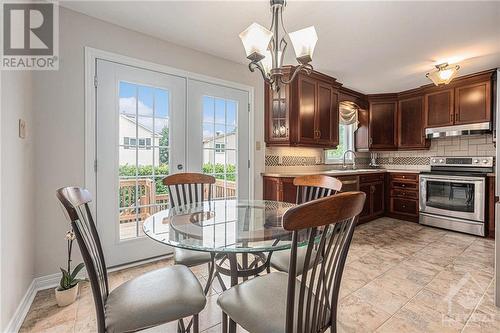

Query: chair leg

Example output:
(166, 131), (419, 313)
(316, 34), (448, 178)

(177, 319), (185, 333)
(193, 314), (199, 333)
(204, 260), (215, 295)
(222, 312), (228, 333)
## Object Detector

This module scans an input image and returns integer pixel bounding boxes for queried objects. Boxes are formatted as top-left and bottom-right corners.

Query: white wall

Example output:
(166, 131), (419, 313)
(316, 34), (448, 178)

(1, 71), (35, 331)
(32, 7), (264, 277)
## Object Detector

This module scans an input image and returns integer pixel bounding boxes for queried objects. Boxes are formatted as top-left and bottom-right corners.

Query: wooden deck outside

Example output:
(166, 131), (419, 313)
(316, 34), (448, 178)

(119, 177), (236, 239)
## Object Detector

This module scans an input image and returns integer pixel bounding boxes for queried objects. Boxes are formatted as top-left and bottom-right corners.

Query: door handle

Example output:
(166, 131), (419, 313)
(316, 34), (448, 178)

(177, 164), (184, 170)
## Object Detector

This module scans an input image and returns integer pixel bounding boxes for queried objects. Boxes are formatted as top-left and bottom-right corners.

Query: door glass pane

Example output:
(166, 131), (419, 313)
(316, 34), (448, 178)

(202, 95), (238, 199)
(426, 181), (475, 212)
(118, 81), (170, 240)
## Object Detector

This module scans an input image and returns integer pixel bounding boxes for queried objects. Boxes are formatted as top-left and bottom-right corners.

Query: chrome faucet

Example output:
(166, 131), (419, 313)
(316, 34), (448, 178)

(342, 149), (357, 169)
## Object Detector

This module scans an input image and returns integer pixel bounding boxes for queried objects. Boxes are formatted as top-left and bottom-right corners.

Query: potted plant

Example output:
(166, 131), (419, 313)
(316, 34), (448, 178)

(55, 230), (85, 307)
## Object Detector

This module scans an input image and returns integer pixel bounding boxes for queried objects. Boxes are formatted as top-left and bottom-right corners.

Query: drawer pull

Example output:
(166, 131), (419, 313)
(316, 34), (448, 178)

(342, 180), (358, 185)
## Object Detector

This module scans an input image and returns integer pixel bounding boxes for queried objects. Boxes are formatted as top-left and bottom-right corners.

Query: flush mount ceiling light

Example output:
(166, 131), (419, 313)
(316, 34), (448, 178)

(426, 63), (461, 86)
(239, 0), (317, 91)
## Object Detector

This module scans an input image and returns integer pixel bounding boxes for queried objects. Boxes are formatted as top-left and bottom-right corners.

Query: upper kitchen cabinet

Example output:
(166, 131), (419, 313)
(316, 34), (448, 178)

(264, 67), (341, 148)
(454, 80), (491, 125)
(398, 95), (430, 149)
(368, 96), (398, 150)
(424, 88), (454, 128)
(424, 70), (495, 128)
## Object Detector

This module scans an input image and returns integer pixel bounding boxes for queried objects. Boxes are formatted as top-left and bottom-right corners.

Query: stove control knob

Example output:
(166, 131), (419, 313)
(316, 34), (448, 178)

(439, 159), (444, 163)
(482, 159), (488, 164)
(431, 159), (436, 163)
(474, 159), (480, 164)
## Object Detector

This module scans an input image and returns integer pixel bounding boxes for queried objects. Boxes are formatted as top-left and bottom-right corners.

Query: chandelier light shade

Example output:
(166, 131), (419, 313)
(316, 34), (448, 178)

(288, 26), (318, 64)
(426, 63), (461, 86)
(239, 23), (273, 62)
(239, 0), (317, 91)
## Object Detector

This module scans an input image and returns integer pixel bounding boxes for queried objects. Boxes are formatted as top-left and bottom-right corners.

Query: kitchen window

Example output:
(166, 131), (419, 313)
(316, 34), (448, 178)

(324, 124), (355, 164)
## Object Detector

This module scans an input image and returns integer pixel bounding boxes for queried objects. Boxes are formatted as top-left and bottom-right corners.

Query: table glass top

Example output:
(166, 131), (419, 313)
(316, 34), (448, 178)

(143, 199), (310, 253)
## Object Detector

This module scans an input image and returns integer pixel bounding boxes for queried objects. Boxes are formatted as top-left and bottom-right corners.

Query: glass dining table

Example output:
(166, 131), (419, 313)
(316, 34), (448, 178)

(143, 198), (316, 332)
(142, 198), (313, 286)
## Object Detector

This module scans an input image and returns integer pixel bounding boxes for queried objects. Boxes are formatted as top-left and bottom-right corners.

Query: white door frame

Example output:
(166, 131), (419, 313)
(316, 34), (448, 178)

(84, 46), (255, 222)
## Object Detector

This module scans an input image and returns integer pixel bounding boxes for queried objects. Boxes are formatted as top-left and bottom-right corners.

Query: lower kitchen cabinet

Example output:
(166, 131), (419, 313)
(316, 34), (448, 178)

(358, 173), (385, 224)
(263, 172), (386, 224)
(387, 173), (419, 222)
(262, 176), (297, 203)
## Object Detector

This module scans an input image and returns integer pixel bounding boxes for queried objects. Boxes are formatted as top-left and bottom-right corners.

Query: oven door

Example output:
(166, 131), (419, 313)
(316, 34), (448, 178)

(419, 174), (485, 222)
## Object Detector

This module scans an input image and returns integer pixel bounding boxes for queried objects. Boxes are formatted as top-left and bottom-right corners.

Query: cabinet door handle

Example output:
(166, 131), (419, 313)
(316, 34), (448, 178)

(369, 137), (373, 145)
(317, 130), (321, 138)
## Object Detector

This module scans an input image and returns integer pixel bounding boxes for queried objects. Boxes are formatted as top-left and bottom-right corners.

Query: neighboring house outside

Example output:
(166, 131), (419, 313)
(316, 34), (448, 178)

(203, 131), (236, 165)
(119, 115), (162, 166)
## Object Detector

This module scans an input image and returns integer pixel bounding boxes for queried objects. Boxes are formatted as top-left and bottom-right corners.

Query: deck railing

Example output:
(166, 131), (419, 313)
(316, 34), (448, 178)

(119, 177), (236, 224)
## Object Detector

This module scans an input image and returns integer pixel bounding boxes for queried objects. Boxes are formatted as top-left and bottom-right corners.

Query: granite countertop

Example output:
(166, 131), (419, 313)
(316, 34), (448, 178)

(261, 168), (425, 178)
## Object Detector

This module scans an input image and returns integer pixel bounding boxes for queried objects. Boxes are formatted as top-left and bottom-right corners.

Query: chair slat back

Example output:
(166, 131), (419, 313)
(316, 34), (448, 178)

(293, 175), (342, 204)
(282, 191), (366, 333)
(56, 187), (108, 333)
(163, 173), (216, 208)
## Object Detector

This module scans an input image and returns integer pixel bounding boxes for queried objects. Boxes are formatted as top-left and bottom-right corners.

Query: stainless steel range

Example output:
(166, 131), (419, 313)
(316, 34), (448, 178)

(419, 156), (494, 236)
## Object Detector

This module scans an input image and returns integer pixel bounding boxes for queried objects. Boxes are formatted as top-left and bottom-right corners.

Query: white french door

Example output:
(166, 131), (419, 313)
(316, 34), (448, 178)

(187, 80), (250, 200)
(96, 59), (185, 266)
(95, 60), (250, 266)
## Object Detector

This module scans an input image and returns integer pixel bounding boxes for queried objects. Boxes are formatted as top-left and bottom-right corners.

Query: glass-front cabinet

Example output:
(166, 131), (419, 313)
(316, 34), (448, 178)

(264, 66), (340, 148)
(266, 83), (290, 143)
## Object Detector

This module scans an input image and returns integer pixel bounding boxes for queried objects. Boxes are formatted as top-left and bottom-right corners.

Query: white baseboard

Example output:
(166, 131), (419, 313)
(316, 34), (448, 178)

(4, 254), (172, 332)
(4, 280), (36, 333)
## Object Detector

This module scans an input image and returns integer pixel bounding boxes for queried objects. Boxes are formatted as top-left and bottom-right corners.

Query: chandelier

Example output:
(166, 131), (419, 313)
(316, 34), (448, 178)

(426, 63), (460, 86)
(239, 0), (318, 91)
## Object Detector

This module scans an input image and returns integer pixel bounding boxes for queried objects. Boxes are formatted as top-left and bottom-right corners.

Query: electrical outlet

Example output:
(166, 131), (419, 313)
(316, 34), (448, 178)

(255, 141), (261, 151)
(18, 119), (26, 139)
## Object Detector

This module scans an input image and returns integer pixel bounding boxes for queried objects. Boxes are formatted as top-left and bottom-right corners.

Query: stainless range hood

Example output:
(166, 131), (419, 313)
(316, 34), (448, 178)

(425, 122), (491, 138)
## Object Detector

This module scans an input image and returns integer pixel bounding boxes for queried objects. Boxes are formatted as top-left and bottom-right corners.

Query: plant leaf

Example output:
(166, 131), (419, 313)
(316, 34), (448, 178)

(70, 263), (85, 280)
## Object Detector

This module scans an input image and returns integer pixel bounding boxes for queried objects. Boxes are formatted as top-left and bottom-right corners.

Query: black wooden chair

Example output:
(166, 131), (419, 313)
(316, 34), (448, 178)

(163, 173), (226, 293)
(270, 175), (343, 276)
(56, 187), (206, 333)
(217, 191), (365, 333)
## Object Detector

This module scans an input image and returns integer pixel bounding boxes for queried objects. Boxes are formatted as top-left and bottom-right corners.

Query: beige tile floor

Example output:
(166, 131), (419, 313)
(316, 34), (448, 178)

(20, 217), (500, 333)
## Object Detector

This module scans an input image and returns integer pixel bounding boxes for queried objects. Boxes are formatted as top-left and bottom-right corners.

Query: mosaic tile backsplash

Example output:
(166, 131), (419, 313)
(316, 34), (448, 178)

(264, 134), (495, 171)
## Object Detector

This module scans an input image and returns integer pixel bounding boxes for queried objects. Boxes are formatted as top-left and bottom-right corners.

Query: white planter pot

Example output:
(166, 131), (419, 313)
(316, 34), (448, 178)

(55, 284), (79, 307)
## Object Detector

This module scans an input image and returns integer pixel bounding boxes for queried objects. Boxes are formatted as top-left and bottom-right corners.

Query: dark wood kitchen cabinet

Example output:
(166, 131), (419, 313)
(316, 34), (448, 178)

(265, 67), (340, 148)
(398, 96), (430, 149)
(454, 80), (491, 125)
(262, 176), (297, 203)
(368, 98), (398, 150)
(424, 88), (454, 128)
(424, 72), (494, 128)
(387, 173), (419, 222)
(358, 173), (385, 223)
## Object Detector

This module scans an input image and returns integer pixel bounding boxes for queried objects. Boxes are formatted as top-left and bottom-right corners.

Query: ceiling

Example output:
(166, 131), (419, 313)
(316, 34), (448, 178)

(61, 1), (500, 94)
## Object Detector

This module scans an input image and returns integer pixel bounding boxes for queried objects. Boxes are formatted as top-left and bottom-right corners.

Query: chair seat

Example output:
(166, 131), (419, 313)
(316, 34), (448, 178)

(174, 248), (212, 267)
(270, 247), (320, 276)
(217, 272), (330, 333)
(105, 265), (206, 333)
